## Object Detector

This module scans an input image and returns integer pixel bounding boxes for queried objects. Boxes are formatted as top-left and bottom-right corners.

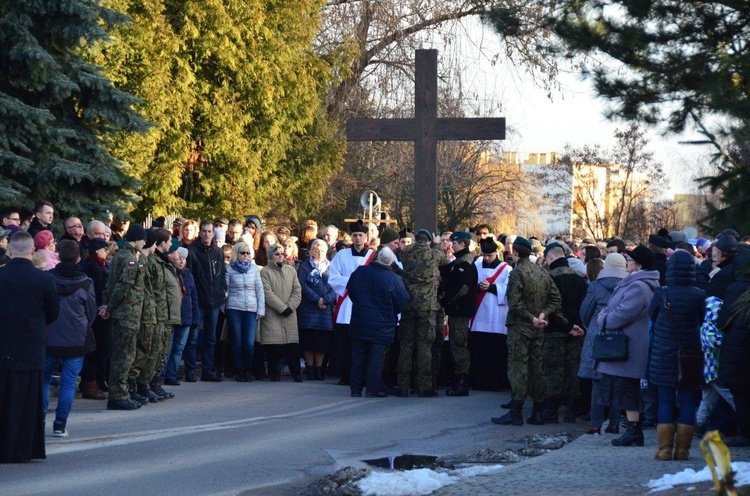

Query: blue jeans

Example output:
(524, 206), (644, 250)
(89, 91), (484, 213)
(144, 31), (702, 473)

(43, 355), (85, 421)
(198, 306), (220, 373)
(225, 309), (258, 371)
(164, 325), (191, 381)
(657, 385), (699, 425)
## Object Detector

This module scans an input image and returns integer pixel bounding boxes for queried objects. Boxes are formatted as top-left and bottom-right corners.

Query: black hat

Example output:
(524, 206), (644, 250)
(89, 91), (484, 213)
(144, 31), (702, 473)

(144, 228), (157, 249)
(648, 234), (670, 249)
(657, 228), (670, 237)
(714, 235), (738, 254)
(349, 219), (368, 234)
(398, 228), (414, 240)
(88, 238), (109, 252)
(625, 245), (655, 270)
(152, 216), (166, 229)
(719, 228), (740, 241)
(480, 237), (498, 254)
(125, 223), (147, 242)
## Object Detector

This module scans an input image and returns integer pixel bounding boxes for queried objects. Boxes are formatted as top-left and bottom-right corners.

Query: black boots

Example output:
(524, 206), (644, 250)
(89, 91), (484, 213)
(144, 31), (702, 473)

(313, 365), (324, 381)
(492, 400), (523, 426)
(612, 421), (644, 446)
(137, 382), (161, 403)
(527, 402), (545, 425)
(128, 380), (148, 405)
(305, 365), (314, 381)
(542, 399), (560, 424)
(446, 375), (469, 397)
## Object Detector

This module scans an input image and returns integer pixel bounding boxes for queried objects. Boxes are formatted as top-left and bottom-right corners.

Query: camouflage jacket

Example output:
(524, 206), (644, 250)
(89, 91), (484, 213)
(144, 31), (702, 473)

(506, 257), (562, 336)
(401, 242), (445, 311)
(103, 243), (146, 329)
(139, 251), (157, 325)
(148, 252), (169, 323)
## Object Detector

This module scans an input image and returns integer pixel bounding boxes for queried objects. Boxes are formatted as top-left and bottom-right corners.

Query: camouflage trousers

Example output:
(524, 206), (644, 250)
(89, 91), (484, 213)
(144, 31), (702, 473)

(130, 322), (157, 384)
(109, 320), (139, 401)
(397, 307), (436, 392)
(138, 323), (170, 385)
(506, 326), (546, 403)
(448, 316), (470, 376)
(543, 334), (582, 401)
(432, 309), (446, 389)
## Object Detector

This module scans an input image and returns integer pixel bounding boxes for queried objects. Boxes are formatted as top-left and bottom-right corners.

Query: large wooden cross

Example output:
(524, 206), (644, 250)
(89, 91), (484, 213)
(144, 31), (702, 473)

(346, 49), (506, 232)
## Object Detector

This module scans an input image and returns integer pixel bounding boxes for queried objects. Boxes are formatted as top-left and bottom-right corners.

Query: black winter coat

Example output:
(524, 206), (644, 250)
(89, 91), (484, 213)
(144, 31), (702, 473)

(716, 247), (750, 391)
(348, 262), (409, 344)
(438, 248), (478, 317)
(653, 253), (667, 286)
(647, 251), (706, 387)
(0, 258), (59, 370)
(547, 257), (587, 335)
(187, 241), (227, 308)
(46, 263), (97, 356)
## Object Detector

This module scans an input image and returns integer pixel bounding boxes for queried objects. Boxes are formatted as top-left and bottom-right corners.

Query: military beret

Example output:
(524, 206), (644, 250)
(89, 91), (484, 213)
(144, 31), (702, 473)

(513, 236), (532, 250)
(380, 227), (399, 245)
(648, 234), (670, 249)
(88, 237), (109, 253)
(714, 235), (738, 254)
(416, 229), (432, 241)
(543, 241), (565, 257)
(167, 237), (181, 254)
(449, 231), (472, 242)
(479, 237), (498, 254)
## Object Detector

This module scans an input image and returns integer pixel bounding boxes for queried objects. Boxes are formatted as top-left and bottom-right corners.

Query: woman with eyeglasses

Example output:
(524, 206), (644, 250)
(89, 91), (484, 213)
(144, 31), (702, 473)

(259, 244), (302, 382)
(33, 230), (60, 271)
(597, 244), (660, 447)
(224, 242), (264, 382)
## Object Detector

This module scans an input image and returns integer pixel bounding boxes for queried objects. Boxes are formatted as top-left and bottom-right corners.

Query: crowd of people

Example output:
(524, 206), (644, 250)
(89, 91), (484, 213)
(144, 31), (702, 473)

(0, 201), (748, 466)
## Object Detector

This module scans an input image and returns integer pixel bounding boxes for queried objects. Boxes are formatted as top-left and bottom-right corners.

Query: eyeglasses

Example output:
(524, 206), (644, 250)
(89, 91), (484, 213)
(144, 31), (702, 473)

(238, 251), (251, 255)
(7, 217), (19, 221)
(624, 257), (634, 262)
(67, 224), (83, 229)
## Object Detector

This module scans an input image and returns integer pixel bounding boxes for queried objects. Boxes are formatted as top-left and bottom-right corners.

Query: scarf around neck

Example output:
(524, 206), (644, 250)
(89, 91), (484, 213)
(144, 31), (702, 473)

(231, 260), (253, 274)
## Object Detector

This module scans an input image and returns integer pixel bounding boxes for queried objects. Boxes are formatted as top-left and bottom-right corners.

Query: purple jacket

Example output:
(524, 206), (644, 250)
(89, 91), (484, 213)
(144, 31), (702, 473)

(597, 269), (660, 379)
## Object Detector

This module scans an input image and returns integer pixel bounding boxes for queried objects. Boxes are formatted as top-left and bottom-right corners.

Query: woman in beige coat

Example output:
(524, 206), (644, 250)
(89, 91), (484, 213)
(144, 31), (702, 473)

(259, 244), (303, 382)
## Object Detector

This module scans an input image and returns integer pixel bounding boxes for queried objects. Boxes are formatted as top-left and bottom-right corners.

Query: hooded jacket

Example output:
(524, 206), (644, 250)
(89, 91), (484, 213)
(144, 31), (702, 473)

(46, 262), (97, 356)
(597, 269), (660, 379)
(647, 251), (706, 386)
(578, 269), (624, 380)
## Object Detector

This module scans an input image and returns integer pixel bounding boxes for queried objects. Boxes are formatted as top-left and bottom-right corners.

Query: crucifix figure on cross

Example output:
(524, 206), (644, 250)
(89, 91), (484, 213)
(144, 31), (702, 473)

(346, 49), (506, 232)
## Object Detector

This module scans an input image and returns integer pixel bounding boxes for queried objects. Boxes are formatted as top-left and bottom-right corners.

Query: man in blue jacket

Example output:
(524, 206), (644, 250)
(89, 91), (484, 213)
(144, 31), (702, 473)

(347, 247), (409, 397)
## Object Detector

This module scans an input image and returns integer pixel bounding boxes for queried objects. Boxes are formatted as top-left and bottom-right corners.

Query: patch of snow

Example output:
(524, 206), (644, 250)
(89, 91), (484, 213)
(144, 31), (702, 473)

(357, 468), (456, 496)
(356, 464), (505, 496)
(647, 461), (750, 492)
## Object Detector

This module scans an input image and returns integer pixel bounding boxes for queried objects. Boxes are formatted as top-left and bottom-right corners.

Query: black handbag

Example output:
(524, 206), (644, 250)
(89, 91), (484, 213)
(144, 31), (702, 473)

(662, 288), (704, 389)
(592, 320), (629, 362)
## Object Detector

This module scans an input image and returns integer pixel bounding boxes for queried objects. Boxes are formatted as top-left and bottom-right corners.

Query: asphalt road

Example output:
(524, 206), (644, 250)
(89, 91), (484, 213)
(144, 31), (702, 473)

(0, 377), (532, 496)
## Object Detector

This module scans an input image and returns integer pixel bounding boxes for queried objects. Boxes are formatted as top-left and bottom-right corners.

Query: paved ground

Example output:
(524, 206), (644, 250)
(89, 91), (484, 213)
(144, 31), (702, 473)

(435, 422), (750, 496)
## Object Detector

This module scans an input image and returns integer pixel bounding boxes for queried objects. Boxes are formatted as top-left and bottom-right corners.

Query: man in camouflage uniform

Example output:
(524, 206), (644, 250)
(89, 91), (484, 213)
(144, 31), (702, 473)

(439, 231), (478, 397)
(492, 236), (561, 425)
(432, 231), (454, 389)
(541, 243), (587, 423)
(128, 230), (159, 405)
(103, 224), (147, 411)
(397, 229), (445, 397)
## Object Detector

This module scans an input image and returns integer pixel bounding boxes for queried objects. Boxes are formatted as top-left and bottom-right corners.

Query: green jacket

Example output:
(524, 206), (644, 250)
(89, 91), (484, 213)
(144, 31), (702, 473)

(401, 242), (445, 311)
(506, 257), (562, 336)
(103, 244), (146, 329)
(140, 252), (157, 325)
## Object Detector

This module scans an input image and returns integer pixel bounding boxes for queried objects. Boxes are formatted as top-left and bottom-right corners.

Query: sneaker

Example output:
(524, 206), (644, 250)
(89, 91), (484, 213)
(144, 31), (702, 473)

(53, 428), (69, 437)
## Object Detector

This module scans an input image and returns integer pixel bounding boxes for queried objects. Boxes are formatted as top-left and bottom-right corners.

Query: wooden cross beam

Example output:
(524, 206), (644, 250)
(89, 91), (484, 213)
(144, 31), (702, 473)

(346, 49), (506, 232)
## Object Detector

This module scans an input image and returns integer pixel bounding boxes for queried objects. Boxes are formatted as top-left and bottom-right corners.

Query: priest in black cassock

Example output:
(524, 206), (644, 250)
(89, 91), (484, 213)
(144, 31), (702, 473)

(0, 232), (59, 463)
(468, 237), (512, 391)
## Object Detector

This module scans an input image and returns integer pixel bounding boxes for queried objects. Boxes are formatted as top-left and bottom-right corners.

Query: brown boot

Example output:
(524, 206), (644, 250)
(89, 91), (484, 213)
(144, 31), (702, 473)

(673, 424), (694, 460)
(81, 381), (107, 400)
(654, 424), (675, 460)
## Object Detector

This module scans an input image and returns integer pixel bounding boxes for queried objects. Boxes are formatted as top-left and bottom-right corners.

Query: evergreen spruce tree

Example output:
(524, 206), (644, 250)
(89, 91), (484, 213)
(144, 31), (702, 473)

(0, 0), (149, 220)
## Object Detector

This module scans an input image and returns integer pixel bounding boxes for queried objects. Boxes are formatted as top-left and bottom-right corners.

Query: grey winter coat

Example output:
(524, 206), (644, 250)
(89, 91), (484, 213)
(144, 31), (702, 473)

(225, 263), (265, 315)
(578, 269), (624, 380)
(597, 269), (660, 379)
(259, 263), (301, 345)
